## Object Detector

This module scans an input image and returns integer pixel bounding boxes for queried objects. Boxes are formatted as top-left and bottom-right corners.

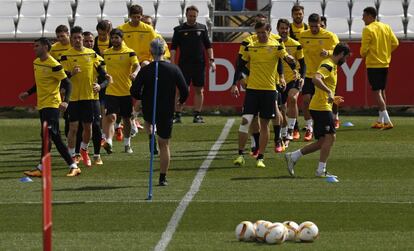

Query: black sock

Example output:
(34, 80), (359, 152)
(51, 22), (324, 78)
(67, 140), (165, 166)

(159, 173), (166, 182)
(148, 135), (158, 154)
(257, 154), (264, 160)
(273, 125), (281, 143)
(252, 132), (260, 150)
(294, 120), (299, 130)
(238, 149), (244, 155)
(193, 111), (200, 117)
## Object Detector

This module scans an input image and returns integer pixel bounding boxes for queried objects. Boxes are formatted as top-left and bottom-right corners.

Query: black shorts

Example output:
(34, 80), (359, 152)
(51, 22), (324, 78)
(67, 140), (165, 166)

(281, 80), (301, 104)
(243, 89), (277, 119)
(367, 68), (388, 91)
(92, 100), (101, 123)
(310, 110), (336, 140)
(67, 100), (94, 123)
(105, 95), (132, 117)
(302, 77), (315, 95)
(179, 63), (205, 87)
(144, 115), (174, 139)
(39, 108), (61, 136)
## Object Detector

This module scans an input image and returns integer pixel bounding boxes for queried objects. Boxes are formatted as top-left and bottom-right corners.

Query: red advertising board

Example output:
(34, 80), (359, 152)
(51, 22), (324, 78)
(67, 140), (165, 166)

(1, 41), (413, 108)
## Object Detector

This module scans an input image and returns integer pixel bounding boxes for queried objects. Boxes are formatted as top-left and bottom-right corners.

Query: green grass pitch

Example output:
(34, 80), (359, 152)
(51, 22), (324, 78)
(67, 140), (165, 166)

(0, 116), (413, 250)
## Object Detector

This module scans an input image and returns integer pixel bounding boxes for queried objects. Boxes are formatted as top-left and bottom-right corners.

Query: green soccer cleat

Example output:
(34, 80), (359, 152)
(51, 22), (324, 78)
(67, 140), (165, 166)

(233, 155), (245, 166)
(256, 159), (266, 168)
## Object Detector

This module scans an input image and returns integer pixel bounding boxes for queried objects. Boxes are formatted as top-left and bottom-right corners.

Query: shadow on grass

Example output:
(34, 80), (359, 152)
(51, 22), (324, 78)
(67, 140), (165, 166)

(231, 175), (306, 181)
(53, 185), (135, 192)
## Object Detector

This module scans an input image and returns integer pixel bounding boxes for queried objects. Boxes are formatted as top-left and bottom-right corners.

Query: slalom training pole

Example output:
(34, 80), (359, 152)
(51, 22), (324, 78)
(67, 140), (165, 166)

(147, 60), (159, 200)
(42, 121), (52, 251)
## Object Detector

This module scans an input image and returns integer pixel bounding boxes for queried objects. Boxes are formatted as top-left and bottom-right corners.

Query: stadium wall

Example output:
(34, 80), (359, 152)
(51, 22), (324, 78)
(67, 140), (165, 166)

(3, 42), (413, 109)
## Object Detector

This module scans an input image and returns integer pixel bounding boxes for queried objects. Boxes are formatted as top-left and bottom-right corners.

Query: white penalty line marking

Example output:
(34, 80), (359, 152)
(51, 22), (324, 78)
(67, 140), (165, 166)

(154, 118), (235, 251)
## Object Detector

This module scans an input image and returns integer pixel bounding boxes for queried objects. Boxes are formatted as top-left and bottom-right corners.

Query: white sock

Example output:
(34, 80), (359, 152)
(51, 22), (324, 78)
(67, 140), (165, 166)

(287, 118), (296, 129)
(306, 119), (313, 132)
(124, 137), (131, 146)
(106, 138), (113, 145)
(382, 110), (391, 123)
(250, 135), (256, 148)
(37, 163), (43, 171)
(281, 127), (288, 137)
(80, 142), (89, 150)
(378, 111), (384, 123)
(93, 154), (100, 158)
(335, 113), (339, 120)
(291, 149), (303, 162)
(317, 162), (326, 173)
(69, 147), (75, 157)
(69, 163), (78, 169)
(101, 133), (106, 140)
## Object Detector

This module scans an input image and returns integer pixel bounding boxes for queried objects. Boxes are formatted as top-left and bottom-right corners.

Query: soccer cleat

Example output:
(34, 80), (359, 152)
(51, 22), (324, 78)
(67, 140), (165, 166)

(250, 148), (259, 158)
(284, 152), (296, 176)
(256, 159), (266, 168)
(159, 179), (168, 186)
(93, 156), (103, 165)
(73, 154), (82, 164)
(293, 129), (300, 140)
(24, 169), (42, 177)
(371, 122), (384, 129)
(334, 119), (340, 129)
(274, 140), (285, 153)
(381, 122), (394, 130)
(173, 116), (182, 124)
(193, 115), (205, 123)
(315, 170), (337, 178)
(66, 168), (81, 177)
(115, 126), (123, 141)
(233, 155), (245, 166)
(80, 148), (92, 167)
(125, 145), (133, 154)
(304, 129), (313, 142)
(130, 127), (138, 137)
(102, 142), (113, 154)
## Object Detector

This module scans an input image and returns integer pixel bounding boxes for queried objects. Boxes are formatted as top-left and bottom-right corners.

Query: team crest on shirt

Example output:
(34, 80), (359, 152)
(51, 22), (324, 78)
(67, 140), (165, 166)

(119, 55), (125, 60)
(197, 31), (201, 36)
(184, 32), (188, 36)
(267, 46), (273, 53)
(325, 125), (331, 131)
(140, 34), (145, 40)
(319, 40), (323, 45)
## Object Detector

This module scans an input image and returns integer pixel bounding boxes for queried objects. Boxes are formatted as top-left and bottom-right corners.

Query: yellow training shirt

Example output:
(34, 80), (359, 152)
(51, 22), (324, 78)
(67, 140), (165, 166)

(282, 37), (304, 83)
(50, 42), (71, 60)
(117, 22), (157, 63)
(97, 37), (110, 56)
(290, 23), (308, 40)
(241, 39), (288, 91)
(310, 58), (337, 111)
(33, 55), (67, 110)
(103, 45), (139, 96)
(60, 47), (100, 101)
(298, 28), (339, 78)
(360, 21), (399, 68)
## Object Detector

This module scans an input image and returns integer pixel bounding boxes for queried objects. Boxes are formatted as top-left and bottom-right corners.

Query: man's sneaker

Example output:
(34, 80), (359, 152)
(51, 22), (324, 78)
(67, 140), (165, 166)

(315, 170), (337, 178)
(274, 140), (285, 153)
(193, 115), (205, 123)
(159, 179), (168, 186)
(371, 122), (384, 129)
(80, 148), (92, 167)
(304, 129), (313, 142)
(73, 154), (82, 164)
(66, 168), (81, 177)
(250, 148), (259, 158)
(125, 145), (133, 154)
(334, 119), (340, 129)
(130, 127), (138, 137)
(256, 159), (266, 168)
(286, 129), (294, 141)
(173, 116), (182, 124)
(115, 127), (123, 141)
(293, 129), (300, 140)
(381, 122), (394, 130)
(284, 152), (296, 176)
(24, 169), (42, 177)
(102, 142), (113, 154)
(93, 156), (103, 165)
(233, 155), (245, 166)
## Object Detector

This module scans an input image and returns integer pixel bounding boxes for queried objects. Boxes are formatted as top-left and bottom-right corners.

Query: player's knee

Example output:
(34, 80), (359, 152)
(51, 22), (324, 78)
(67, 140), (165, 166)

(239, 114), (254, 133)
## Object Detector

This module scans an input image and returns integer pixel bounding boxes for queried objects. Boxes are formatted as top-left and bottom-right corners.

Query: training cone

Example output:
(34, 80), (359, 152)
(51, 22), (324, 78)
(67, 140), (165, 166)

(20, 177), (33, 183)
(326, 176), (339, 183)
(342, 122), (354, 127)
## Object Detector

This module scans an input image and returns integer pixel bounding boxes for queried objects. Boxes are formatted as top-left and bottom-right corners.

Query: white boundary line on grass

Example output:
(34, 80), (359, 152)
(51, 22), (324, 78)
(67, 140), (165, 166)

(153, 118), (235, 251)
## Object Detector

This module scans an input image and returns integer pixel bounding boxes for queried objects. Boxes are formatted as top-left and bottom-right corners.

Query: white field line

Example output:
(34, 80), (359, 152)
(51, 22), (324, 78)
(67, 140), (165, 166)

(153, 118), (235, 251)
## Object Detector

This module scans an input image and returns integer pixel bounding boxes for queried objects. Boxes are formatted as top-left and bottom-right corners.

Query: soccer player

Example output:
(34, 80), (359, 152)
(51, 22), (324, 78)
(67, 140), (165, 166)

(50, 25), (71, 60)
(102, 28), (140, 154)
(60, 26), (108, 167)
(131, 38), (189, 186)
(171, 5), (216, 124)
(360, 7), (399, 129)
(284, 43), (350, 177)
(298, 13), (339, 141)
(276, 19), (306, 147)
(290, 4), (309, 41)
(141, 15), (171, 61)
(231, 22), (294, 168)
(94, 20), (112, 56)
(72, 31), (105, 165)
(18, 38), (80, 177)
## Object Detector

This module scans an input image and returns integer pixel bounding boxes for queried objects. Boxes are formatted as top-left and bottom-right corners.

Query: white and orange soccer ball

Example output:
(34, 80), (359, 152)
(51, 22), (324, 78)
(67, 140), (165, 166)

(254, 220), (272, 242)
(283, 221), (299, 241)
(264, 222), (288, 244)
(298, 221), (319, 242)
(235, 221), (255, 242)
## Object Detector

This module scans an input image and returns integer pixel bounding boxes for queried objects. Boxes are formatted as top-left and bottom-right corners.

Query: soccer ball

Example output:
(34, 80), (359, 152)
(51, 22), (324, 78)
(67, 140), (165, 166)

(283, 221), (299, 241)
(254, 220), (272, 242)
(298, 221), (319, 242)
(264, 222), (287, 244)
(235, 221), (255, 241)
